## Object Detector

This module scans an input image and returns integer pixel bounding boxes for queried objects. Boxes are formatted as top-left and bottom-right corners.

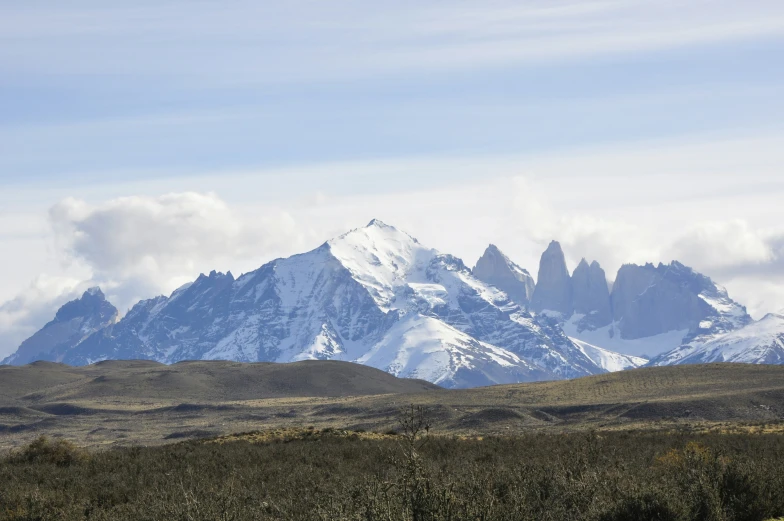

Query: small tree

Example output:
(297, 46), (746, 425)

(394, 405), (441, 521)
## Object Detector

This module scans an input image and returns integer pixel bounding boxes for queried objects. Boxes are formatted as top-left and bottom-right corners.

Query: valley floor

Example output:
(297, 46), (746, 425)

(1, 362), (784, 449)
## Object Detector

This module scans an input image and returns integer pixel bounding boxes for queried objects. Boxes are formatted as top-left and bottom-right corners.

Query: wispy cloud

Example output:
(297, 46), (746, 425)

(1, 1), (782, 83)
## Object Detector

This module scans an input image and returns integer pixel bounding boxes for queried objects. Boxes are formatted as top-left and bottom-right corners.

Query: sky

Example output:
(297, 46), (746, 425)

(1, 0), (784, 358)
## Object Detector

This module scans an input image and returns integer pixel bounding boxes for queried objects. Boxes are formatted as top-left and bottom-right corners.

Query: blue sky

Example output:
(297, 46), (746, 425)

(1, 1), (784, 355)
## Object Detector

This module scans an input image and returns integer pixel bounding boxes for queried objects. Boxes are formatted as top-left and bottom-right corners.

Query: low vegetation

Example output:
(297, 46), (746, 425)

(1, 407), (783, 521)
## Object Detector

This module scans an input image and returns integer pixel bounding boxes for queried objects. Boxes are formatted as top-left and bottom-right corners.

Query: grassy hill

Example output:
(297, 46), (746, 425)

(0, 359), (439, 403)
(1, 361), (783, 448)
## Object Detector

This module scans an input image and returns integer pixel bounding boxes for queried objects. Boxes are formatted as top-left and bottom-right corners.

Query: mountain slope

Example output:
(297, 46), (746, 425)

(569, 337), (648, 372)
(650, 313), (784, 366)
(5, 221), (608, 387)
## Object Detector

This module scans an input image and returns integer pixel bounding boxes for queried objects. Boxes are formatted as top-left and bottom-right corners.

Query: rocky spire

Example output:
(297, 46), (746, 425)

(531, 241), (573, 317)
(571, 259), (612, 329)
(472, 244), (535, 307)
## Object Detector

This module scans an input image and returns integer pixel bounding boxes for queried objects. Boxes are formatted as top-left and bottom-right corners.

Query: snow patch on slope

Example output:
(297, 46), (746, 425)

(569, 337), (648, 372)
(563, 314), (687, 358)
(356, 314), (531, 387)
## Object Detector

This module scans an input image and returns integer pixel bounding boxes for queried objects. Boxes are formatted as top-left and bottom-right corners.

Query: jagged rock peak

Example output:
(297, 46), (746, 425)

(55, 287), (116, 323)
(545, 240), (564, 254)
(198, 270), (235, 282)
(472, 244), (535, 307)
(3, 287), (119, 366)
(531, 240), (573, 317)
(84, 286), (105, 298)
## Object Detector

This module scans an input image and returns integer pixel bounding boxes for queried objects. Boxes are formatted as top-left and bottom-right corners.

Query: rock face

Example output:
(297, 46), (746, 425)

(3, 221), (609, 388)
(571, 259), (612, 330)
(472, 244), (535, 307)
(524, 242), (752, 361)
(611, 261), (751, 342)
(1, 288), (118, 365)
(530, 241), (573, 317)
(528, 243), (612, 330)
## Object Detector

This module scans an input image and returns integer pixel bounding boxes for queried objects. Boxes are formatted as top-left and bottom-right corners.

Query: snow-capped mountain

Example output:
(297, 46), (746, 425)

(650, 313), (784, 366)
(1, 288), (118, 366)
(4, 221), (612, 388)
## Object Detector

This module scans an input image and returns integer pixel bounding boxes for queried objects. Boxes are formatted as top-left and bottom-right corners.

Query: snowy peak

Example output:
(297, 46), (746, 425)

(365, 218), (404, 231)
(327, 219), (433, 309)
(472, 244), (535, 307)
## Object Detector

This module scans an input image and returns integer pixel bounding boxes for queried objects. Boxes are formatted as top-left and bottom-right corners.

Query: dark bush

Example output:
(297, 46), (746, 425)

(598, 493), (677, 521)
(8, 435), (89, 467)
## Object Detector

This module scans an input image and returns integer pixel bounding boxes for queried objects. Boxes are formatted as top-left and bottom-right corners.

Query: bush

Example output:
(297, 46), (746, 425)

(9, 435), (89, 467)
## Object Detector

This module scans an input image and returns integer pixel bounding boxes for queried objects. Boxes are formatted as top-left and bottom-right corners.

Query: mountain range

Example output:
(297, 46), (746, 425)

(3, 220), (782, 387)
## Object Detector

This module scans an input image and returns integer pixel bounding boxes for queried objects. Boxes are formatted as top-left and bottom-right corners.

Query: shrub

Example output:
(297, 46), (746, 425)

(9, 435), (89, 467)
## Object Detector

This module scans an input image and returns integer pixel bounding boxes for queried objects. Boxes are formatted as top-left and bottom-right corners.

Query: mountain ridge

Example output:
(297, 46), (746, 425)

(4, 221), (781, 385)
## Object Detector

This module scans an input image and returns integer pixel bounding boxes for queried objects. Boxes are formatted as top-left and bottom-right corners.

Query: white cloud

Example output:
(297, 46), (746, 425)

(667, 220), (774, 270)
(48, 192), (306, 314)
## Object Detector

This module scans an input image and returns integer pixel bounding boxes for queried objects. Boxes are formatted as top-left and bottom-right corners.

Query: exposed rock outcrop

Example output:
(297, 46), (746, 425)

(571, 259), (612, 330)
